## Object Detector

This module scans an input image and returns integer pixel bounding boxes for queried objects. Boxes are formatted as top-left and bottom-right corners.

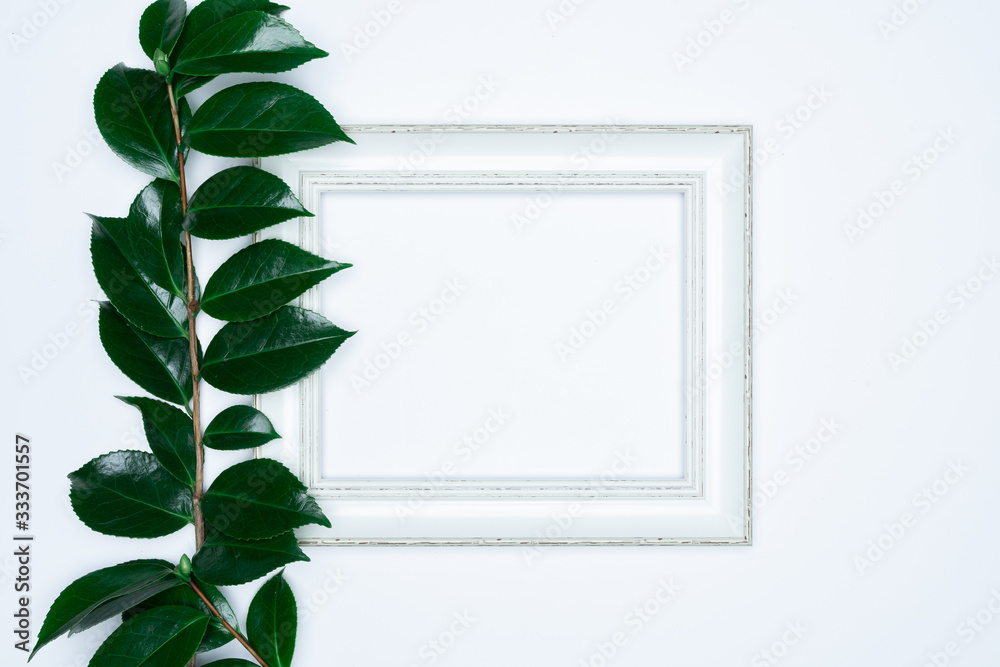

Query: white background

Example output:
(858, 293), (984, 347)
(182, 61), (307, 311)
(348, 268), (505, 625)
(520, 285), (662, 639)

(2, 0), (999, 665)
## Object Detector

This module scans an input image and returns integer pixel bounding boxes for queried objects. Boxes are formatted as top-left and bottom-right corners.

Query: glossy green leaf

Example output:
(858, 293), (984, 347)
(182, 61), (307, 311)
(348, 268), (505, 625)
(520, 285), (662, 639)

(70, 451), (193, 538)
(193, 529), (308, 585)
(91, 214), (188, 338)
(202, 458), (330, 539)
(185, 166), (312, 240)
(98, 302), (193, 405)
(30, 559), (179, 661)
(89, 606), (209, 667)
(174, 11), (326, 76)
(173, 74), (214, 99)
(94, 64), (183, 181)
(170, 0), (289, 96)
(117, 396), (195, 487)
(202, 240), (349, 321)
(185, 82), (354, 158)
(127, 180), (186, 297)
(173, 0), (288, 58)
(139, 0), (187, 61)
(248, 571), (296, 667)
(202, 305), (353, 394)
(203, 660), (259, 667)
(203, 405), (279, 451)
(124, 577), (239, 654)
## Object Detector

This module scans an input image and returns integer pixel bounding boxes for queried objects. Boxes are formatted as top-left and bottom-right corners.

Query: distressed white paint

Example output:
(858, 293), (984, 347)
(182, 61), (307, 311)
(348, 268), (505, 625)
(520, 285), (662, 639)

(258, 126), (752, 544)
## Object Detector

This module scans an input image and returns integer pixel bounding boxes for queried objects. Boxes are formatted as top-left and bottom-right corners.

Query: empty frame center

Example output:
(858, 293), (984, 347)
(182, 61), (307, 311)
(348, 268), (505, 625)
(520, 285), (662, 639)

(316, 189), (687, 482)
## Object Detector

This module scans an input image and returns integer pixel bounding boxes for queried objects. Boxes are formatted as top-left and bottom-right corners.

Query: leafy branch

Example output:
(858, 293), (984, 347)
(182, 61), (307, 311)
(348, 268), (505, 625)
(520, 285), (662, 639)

(33, 1), (354, 666)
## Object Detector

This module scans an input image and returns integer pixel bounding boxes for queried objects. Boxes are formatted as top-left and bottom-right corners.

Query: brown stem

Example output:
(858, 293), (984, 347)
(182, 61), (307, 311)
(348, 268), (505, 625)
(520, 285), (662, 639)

(166, 82), (206, 551)
(168, 83), (206, 667)
(184, 225), (205, 551)
(188, 580), (272, 667)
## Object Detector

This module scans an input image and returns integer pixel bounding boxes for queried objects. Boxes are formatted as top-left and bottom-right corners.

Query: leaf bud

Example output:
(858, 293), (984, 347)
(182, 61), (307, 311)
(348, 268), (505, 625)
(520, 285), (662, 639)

(176, 554), (192, 579)
(153, 48), (170, 76)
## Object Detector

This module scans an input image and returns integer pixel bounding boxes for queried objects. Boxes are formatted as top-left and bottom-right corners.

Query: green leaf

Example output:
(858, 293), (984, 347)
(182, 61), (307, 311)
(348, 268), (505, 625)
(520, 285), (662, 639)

(203, 660), (260, 667)
(139, 0), (188, 61)
(202, 305), (353, 395)
(185, 166), (311, 240)
(117, 396), (195, 487)
(89, 606), (209, 667)
(193, 529), (308, 585)
(173, 74), (214, 99)
(171, 0), (288, 95)
(91, 214), (188, 338)
(30, 559), (178, 660)
(127, 180), (187, 297)
(203, 405), (280, 451)
(98, 302), (193, 405)
(247, 571), (296, 667)
(173, 11), (326, 76)
(173, 0), (288, 58)
(94, 64), (183, 181)
(185, 82), (354, 158)
(202, 458), (330, 539)
(124, 577), (239, 654)
(202, 240), (350, 321)
(69, 451), (193, 538)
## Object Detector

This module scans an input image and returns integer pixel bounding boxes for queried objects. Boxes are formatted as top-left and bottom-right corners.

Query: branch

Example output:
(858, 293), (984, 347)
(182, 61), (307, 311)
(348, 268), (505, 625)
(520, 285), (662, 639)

(167, 82), (207, 667)
(166, 82), (206, 551)
(188, 579), (272, 667)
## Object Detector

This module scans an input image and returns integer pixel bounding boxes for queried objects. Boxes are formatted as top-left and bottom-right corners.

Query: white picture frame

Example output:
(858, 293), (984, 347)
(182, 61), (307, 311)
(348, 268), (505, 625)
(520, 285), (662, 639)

(257, 125), (752, 546)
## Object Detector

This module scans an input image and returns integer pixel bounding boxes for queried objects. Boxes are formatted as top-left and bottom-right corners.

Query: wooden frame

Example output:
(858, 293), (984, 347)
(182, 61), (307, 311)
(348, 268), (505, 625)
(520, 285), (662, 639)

(257, 125), (752, 545)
